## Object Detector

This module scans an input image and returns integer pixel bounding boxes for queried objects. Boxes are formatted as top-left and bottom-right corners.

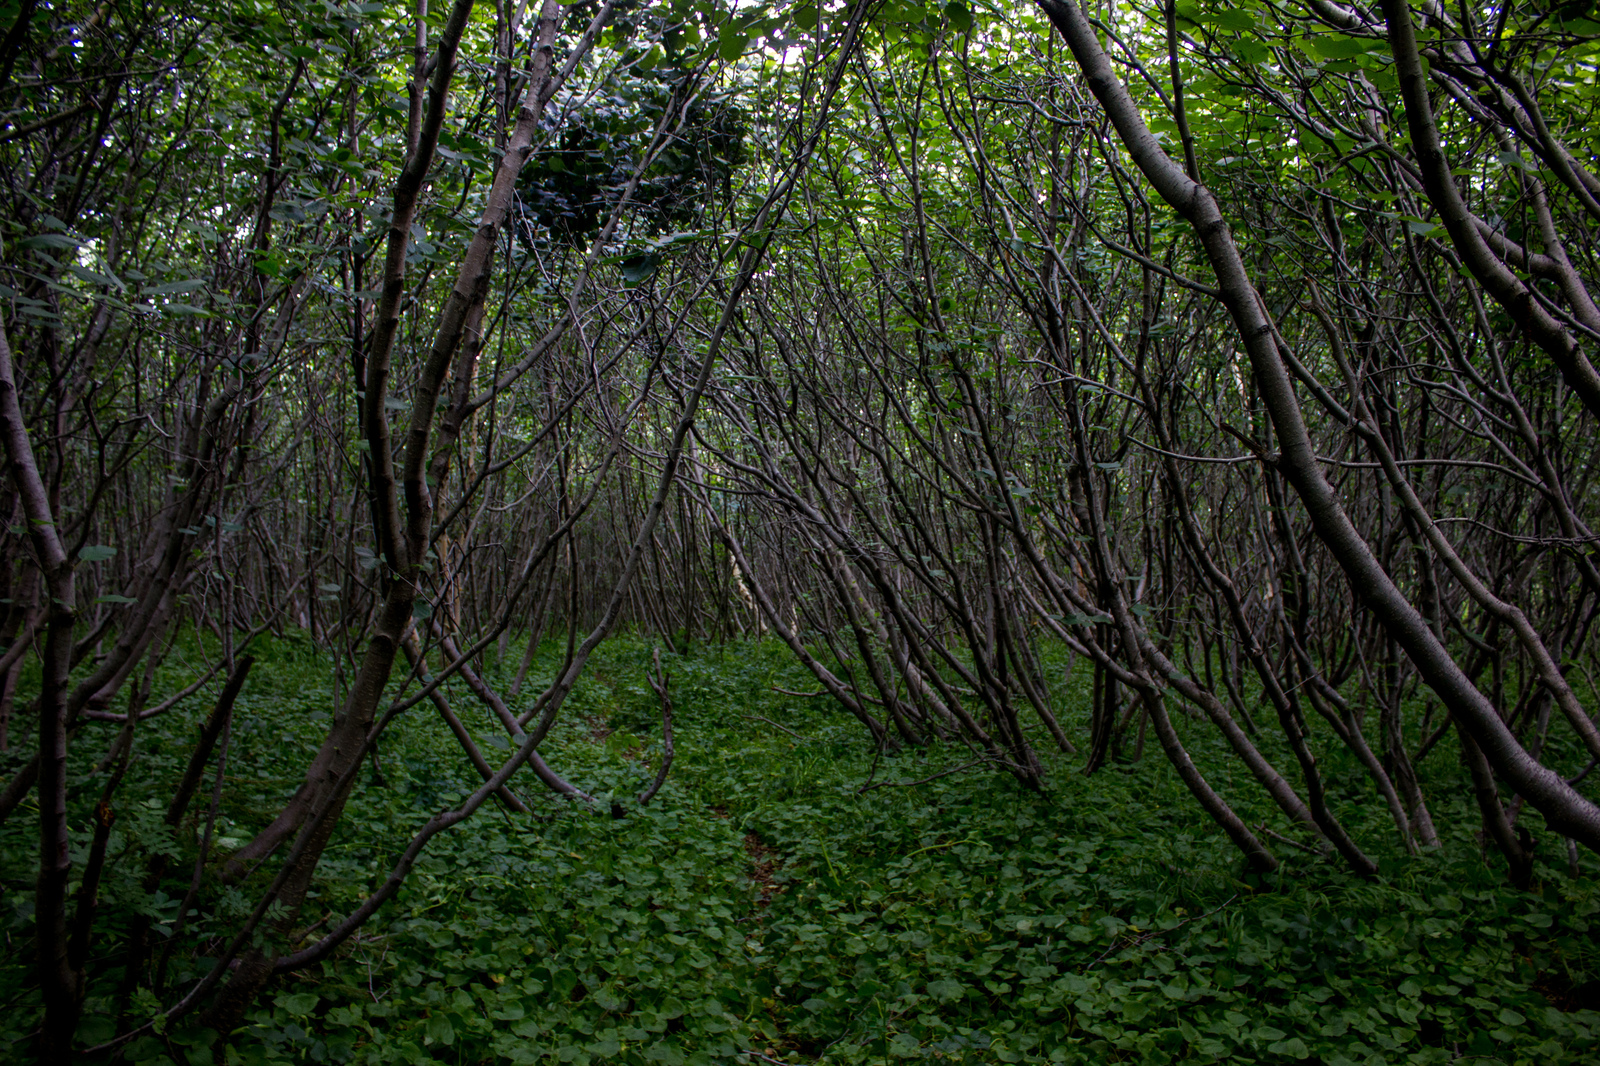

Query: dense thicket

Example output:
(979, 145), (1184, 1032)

(1, 0), (1598, 1058)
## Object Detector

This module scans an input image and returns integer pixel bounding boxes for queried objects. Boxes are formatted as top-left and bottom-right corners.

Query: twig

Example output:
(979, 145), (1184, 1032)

(739, 714), (808, 741)
(0, 100), (96, 144)
(741, 1052), (795, 1066)
(1088, 893), (1238, 969)
(366, 944), (389, 1003)
(771, 684), (882, 706)
(1255, 822), (1322, 855)
(638, 647), (674, 805)
(1412, 717), (1453, 764)
(856, 756), (996, 793)
(79, 612), (280, 722)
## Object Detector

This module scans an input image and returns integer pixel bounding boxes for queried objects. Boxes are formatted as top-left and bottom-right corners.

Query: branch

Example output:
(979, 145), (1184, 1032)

(637, 648), (674, 806)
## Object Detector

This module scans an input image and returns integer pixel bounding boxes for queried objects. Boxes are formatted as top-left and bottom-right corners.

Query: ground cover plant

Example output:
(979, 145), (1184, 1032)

(4, 636), (1594, 1064)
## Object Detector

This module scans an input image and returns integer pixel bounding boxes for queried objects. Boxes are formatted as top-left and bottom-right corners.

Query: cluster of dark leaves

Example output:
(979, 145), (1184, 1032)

(516, 75), (747, 248)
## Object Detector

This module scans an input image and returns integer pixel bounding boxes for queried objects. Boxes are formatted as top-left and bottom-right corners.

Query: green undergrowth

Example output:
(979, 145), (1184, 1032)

(0, 635), (1597, 1065)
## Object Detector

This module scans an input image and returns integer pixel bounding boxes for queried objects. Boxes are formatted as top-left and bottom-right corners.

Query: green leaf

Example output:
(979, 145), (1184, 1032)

(718, 26), (748, 62)
(143, 279), (208, 296)
(889, 1033), (922, 1057)
(78, 545), (117, 562)
(1205, 8), (1255, 32)
(944, 1), (972, 32)
(587, 1035), (621, 1056)
(182, 221), (221, 243)
(1309, 34), (1377, 60)
(425, 1012), (455, 1045)
(125, 1036), (166, 1061)
(1232, 37), (1269, 63)
(19, 233), (84, 251)
(619, 253), (661, 286)
(278, 992), (319, 1016)
(96, 595), (137, 605)
(65, 263), (125, 290)
(1268, 1036), (1310, 1059)
(643, 1041), (684, 1065)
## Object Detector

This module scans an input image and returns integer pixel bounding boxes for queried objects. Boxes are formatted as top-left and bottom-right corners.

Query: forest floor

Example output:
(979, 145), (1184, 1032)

(3, 636), (1599, 1064)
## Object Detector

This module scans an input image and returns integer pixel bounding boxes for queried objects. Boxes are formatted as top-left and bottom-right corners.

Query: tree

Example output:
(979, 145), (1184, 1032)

(2, 0), (1599, 1056)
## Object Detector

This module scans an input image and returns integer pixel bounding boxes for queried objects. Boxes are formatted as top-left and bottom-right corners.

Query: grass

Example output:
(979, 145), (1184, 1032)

(0, 634), (1596, 1064)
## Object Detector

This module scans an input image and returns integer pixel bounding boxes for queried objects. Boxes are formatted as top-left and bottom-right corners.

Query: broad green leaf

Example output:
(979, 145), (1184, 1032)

(143, 279), (207, 296)
(182, 221), (221, 243)
(1268, 1037), (1310, 1059)
(1309, 34), (1378, 60)
(1206, 8), (1255, 32)
(425, 1012), (455, 1045)
(619, 253), (661, 286)
(1496, 150), (1535, 173)
(718, 26), (748, 62)
(19, 233), (84, 251)
(278, 992), (318, 1015)
(65, 263), (125, 290)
